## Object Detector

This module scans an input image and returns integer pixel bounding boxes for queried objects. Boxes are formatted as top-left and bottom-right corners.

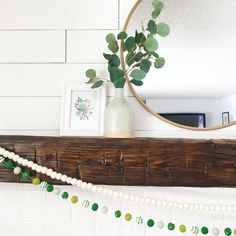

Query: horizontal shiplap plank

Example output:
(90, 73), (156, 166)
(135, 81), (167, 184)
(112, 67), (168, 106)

(0, 31), (65, 62)
(0, 97), (61, 130)
(119, 0), (137, 29)
(0, 0), (118, 29)
(67, 30), (118, 63)
(0, 64), (133, 97)
(0, 64), (108, 96)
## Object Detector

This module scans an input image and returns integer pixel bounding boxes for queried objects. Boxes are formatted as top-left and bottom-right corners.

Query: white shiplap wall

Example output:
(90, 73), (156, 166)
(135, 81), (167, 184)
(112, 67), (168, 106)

(0, 0), (235, 138)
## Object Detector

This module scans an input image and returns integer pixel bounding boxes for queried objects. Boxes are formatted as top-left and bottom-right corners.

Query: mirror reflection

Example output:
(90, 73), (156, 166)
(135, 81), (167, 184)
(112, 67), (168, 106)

(126, 0), (236, 128)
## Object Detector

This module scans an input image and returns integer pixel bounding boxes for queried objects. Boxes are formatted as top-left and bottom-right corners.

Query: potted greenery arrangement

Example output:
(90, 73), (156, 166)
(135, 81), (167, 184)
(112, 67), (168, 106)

(85, 0), (170, 138)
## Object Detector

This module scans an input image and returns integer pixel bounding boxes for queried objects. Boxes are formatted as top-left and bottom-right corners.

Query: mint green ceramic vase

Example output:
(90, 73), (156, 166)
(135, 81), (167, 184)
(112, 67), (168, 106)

(104, 88), (135, 138)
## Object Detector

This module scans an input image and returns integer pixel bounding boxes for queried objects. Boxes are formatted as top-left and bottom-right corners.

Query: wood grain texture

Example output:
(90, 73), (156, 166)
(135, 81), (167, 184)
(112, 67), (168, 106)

(0, 136), (236, 187)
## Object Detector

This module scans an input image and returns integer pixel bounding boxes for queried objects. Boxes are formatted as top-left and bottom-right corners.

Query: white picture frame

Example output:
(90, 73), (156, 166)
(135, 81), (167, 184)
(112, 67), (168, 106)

(60, 82), (106, 136)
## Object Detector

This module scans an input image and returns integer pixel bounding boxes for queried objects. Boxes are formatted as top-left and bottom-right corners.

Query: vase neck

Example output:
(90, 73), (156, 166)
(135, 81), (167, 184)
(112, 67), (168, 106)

(115, 88), (124, 98)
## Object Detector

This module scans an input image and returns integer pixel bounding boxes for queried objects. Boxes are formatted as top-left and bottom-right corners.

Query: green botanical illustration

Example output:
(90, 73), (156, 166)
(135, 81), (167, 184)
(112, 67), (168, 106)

(75, 97), (93, 120)
(85, 0), (170, 89)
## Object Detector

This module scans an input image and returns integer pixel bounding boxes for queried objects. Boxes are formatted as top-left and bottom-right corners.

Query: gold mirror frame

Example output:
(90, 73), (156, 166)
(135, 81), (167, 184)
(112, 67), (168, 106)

(120, 0), (236, 131)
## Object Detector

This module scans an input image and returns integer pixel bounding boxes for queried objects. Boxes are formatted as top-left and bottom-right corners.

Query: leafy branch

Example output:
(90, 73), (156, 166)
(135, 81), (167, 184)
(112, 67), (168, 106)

(85, 0), (170, 89)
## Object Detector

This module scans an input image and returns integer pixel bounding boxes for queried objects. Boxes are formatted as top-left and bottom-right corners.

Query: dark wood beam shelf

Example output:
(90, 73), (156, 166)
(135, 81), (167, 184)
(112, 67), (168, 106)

(0, 136), (236, 187)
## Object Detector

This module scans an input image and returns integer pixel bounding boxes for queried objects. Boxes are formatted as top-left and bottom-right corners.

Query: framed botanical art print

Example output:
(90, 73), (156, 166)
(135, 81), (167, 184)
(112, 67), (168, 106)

(60, 82), (106, 136)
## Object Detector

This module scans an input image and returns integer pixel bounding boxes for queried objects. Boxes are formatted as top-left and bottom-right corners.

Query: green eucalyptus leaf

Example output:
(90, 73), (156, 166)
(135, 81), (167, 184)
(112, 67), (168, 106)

(140, 59), (152, 73)
(130, 69), (146, 81)
(106, 33), (116, 43)
(109, 54), (120, 67)
(117, 31), (128, 40)
(135, 52), (145, 62)
(113, 77), (126, 88)
(108, 67), (124, 82)
(152, 9), (161, 19)
(86, 69), (96, 79)
(152, 52), (159, 58)
(130, 79), (143, 86)
(125, 50), (136, 66)
(144, 37), (159, 52)
(152, 0), (164, 11)
(91, 80), (104, 89)
(103, 53), (112, 61)
(156, 22), (170, 37)
(108, 40), (119, 53)
(86, 78), (95, 84)
(147, 20), (157, 34)
(154, 57), (165, 68)
(135, 32), (146, 45)
(125, 36), (136, 52)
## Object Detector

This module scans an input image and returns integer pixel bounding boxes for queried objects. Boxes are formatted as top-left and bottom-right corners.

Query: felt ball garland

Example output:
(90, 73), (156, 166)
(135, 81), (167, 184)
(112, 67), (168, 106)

(0, 148), (236, 235)
(1, 146), (236, 214)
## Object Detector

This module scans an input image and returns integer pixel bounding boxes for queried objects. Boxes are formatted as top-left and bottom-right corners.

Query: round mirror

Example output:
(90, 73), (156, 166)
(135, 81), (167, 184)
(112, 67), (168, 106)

(122, 0), (236, 130)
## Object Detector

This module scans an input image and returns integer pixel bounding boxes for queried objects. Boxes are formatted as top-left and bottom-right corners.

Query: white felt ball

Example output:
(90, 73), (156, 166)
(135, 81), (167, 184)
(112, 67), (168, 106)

(124, 194), (130, 200)
(27, 161), (34, 168)
(36, 165), (42, 173)
(119, 192), (124, 198)
(158, 221), (164, 229)
(22, 159), (28, 166)
(41, 167), (47, 174)
(61, 175), (67, 182)
(145, 198), (151, 205)
(101, 206), (109, 214)
(212, 228), (220, 236)
(76, 180), (82, 187)
(13, 167), (22, 175)
(56, 173), (62, 181)
(71, 178), (77, 186)
(0, 148), (5, 155)
(17, 157), (24, 165)
(66, 177), (72, 184)
(3, 151), (10, 157)
(97, 187), (103, 193)
(46, 169), (53, 176)
(102, 188), (108, 194)
(13, 155), (20, 162)
(50, 171), (57, 179)
(113, 191), (119, 198)
(53, 187), (61, 195)
(31, 163), (38, 170)
(135, 196), (140, 203)
(91, 185), (98, 192)
(81, 182), (87, 189)
(8, 152), (15, 159)
(87, 183), (93, 190)
(108, 190), (113, 196)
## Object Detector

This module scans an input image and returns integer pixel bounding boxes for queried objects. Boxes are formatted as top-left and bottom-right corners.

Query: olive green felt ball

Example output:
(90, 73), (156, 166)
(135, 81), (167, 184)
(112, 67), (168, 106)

(179, 225), (186, 233)
(71, 196), (78, 204)
(125, 213), (132, 221)
(32, 177), (41, 185)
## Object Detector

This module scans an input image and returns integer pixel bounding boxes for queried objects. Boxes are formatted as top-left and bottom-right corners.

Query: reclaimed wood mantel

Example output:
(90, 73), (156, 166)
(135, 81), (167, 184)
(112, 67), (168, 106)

(0, 136), (236, 187)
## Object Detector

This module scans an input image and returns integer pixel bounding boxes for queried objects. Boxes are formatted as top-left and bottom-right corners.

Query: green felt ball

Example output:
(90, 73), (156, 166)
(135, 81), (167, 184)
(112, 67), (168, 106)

(125, 213), (132, 221)
(201, 227), (209, 235)
(46, 184), (54, 192)
(179, 225), (186, 233)
(71, 196), (78, 204)
(21, 171), (30, 180)
(147, 219), (155, 227)
(225, 228), (232, 236)
(32, 177), (41, 185)
(168, 223), (175, 231)
(115, 210), (121, 218)
(5, 160), (14, 169)
(92, 203), (99, 211)
(234, 229), (236, 235)
(62, 192), (69, 199)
